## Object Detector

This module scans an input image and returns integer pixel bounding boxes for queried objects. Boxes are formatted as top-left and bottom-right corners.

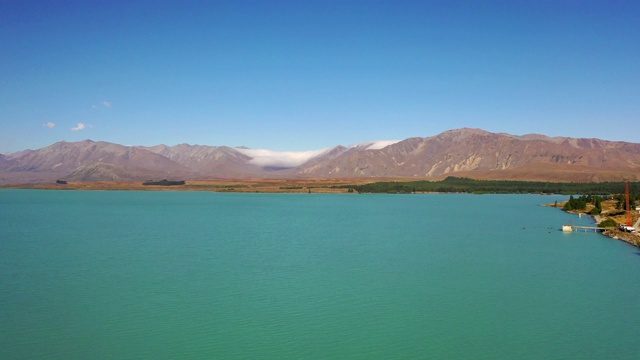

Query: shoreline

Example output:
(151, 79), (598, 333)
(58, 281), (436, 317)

(601, 229), (640, 248)
(0, 179), (368, 193)
(548, 199), (639, 248)
(576, 209), (639, 248)
(4, 182), (639, 247)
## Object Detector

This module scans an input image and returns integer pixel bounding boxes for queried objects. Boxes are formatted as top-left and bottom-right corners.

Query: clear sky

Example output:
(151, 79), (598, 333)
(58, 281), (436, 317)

(1, 0), (638, 153)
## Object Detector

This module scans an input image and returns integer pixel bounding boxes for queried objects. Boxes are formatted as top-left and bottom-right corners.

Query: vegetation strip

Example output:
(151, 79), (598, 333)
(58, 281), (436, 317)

(348, 176), (640, 195)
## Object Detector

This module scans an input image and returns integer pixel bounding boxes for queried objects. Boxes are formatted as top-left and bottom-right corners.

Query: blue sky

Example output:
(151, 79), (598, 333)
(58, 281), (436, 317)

(1, 0), (638, 153)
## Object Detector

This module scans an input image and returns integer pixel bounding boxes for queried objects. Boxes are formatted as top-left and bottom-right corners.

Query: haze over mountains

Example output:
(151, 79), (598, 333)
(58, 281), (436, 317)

(2, 128), (640, 184)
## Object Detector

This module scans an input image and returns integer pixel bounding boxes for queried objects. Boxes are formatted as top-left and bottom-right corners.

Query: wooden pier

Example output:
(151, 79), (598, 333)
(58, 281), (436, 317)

(562, 225), (610, 233)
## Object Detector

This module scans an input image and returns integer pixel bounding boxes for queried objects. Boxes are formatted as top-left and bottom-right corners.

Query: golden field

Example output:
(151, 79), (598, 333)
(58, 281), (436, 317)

(1, 178), (384, 193)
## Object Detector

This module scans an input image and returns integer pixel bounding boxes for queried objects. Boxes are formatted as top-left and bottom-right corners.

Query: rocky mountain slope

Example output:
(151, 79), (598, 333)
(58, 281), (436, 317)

(139, 144), (260, 177)
(296, 129), (640, 181)
(1, 140), (192, 183)
(1, 128), (639, 184)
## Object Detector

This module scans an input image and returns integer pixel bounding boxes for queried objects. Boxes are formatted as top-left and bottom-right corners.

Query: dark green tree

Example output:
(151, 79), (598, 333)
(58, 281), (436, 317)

(563, 195), (575, 211)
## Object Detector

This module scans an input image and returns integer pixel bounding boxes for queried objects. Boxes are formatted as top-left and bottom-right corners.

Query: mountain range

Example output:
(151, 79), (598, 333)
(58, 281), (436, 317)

(2, 128), (640, 184)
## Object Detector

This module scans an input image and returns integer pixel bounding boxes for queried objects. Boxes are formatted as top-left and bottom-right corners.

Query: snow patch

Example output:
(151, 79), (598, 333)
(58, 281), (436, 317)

(349, 140), (401, 150)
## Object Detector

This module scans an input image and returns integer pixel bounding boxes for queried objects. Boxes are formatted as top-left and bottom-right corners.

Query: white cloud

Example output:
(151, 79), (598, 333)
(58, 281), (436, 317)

(91, 100), (111, 109)
(234, 140), (402, 168)
(43, 122), (56, 128)
(235, 147), (333, 168)
(71, 123), (87, 131)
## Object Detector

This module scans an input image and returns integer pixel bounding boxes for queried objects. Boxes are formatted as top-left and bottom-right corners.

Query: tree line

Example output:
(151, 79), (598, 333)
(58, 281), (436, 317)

(142, 179), (185, 186)
(562, 194), (608, 214)
(346, 176), (639, 196)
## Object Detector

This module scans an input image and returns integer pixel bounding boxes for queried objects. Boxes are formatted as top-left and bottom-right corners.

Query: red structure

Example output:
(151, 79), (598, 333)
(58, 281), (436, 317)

(626, 180), (632, 227)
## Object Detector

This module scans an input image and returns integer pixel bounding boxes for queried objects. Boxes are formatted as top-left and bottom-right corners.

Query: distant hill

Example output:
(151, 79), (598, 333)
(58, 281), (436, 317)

(1, 128), (639, 184)
(0, 140), (193, 183)
(296, 129), (640, 182)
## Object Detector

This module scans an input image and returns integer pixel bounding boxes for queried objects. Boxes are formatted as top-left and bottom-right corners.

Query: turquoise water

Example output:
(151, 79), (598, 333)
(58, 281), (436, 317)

(1, 190), (639, 359)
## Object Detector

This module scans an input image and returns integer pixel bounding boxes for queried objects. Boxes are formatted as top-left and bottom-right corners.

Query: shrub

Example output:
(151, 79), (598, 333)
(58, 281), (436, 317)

(598, 219), (617, 228)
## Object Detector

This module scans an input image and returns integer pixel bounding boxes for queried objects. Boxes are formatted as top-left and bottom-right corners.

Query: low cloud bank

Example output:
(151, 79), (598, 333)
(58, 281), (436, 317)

(235, 140), (400, 168)
(235, 147), (333, 168)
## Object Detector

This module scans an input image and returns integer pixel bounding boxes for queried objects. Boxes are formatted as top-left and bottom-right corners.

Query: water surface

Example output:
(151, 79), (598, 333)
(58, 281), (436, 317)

(1, 190), (639, 359)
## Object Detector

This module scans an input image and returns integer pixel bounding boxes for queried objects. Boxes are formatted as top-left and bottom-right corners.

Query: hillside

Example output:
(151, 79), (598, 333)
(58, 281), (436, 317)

(1, 128), (639, 184)
(295, 129), (640, 181)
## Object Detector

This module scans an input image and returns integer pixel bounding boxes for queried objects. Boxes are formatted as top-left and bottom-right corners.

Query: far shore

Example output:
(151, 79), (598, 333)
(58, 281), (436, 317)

(551, 199), (640, 248)
(5, 179), (638, 247)
(0, 179), (378, 193)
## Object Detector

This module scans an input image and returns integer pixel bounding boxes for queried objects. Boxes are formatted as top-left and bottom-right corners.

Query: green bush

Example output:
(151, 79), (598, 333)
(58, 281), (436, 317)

(598, 219), (617, 228)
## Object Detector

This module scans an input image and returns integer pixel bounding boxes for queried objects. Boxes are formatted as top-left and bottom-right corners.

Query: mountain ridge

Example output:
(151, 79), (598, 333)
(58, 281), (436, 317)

(2, 128), (639, 184)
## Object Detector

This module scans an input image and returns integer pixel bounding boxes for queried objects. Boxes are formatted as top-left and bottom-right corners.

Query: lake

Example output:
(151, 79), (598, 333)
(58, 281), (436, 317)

(1, 190), (639, 359)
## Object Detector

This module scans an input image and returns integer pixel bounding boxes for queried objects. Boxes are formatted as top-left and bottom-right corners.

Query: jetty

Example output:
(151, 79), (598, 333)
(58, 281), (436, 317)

(562, 225), (611, 233)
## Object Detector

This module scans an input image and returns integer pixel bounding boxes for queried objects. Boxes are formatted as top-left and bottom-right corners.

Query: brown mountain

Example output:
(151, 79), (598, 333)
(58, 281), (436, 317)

(1, 129), (639, 184)
(138, 144), (262, 178)
(295, 128), (640, 181)
(1, 140), (193, 182)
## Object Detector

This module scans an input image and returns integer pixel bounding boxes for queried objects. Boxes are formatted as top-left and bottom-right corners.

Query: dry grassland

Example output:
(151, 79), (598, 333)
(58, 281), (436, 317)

(2, 178), (383, 193)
